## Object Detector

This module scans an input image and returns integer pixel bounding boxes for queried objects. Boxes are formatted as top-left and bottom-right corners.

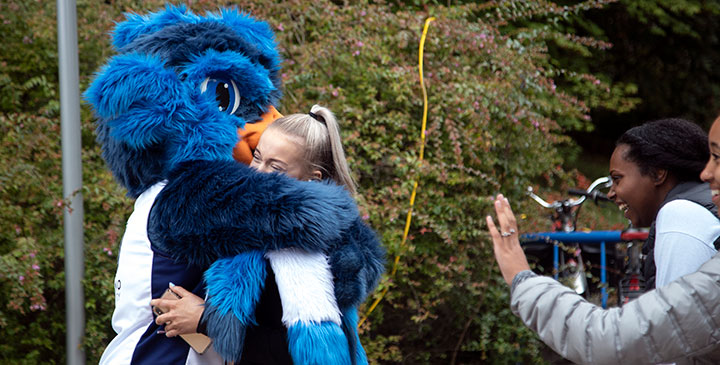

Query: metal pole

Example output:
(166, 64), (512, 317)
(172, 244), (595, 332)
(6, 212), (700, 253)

(57, 0), (85, 364)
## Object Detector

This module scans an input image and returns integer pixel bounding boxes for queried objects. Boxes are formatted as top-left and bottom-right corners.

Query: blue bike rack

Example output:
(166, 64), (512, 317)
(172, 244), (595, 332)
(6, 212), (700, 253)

(520, 231), (624, 308)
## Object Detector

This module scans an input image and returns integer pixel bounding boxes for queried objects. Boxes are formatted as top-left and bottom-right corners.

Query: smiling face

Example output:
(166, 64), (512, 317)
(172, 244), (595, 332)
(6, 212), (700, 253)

(607, 144), (667, 227)
(700, 120), (720, 209)
(250, 128), (320, 181)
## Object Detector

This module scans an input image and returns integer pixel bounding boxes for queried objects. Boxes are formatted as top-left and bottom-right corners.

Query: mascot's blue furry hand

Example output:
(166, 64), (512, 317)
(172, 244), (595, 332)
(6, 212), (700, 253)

(328, 218), (386, 309)
(287, 322), (352, 365)
(202, 252), (266, 362)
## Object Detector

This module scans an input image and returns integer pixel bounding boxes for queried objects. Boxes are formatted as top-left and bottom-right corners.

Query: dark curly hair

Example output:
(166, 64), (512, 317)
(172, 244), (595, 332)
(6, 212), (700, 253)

(616, 118), (708, 183)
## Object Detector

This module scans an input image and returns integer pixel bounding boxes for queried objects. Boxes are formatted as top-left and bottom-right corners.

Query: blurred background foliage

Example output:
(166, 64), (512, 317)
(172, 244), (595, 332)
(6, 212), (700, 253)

(0, 0), (717, 363)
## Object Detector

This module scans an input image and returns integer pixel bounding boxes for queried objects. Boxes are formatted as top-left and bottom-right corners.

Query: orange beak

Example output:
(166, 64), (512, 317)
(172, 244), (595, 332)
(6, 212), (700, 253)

(232, 105), (283, 164)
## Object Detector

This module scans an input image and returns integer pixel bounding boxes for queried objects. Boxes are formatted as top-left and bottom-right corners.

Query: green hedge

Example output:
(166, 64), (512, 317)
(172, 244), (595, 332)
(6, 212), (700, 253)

(0, 0), (630, 363)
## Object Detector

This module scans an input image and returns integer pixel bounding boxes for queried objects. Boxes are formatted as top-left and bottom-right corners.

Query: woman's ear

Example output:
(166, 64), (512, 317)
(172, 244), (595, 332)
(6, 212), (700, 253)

(311, 170), (323, 181)
(653, 168), (669, 185)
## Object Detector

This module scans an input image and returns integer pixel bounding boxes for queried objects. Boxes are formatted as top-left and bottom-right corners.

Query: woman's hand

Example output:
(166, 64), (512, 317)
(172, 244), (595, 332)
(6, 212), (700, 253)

(150, 285), (205, 337)
(486, 194), (531, 286)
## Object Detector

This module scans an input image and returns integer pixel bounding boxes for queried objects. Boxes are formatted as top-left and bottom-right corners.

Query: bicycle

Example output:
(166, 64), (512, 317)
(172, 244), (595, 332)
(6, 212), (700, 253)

(520, 176), (648, 308)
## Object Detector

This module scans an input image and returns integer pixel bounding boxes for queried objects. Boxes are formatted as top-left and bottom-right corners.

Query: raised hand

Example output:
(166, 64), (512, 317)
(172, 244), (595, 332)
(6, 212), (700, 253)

(486, 194), (531, 285)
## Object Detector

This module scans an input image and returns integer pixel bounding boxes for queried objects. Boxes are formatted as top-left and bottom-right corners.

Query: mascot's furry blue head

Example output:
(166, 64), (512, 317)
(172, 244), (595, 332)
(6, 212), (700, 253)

(85, 4), (282, 197)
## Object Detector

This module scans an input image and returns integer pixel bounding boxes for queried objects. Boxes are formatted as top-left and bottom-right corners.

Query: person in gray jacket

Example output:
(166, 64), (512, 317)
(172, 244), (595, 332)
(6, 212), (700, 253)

(485, 115), (720, 365)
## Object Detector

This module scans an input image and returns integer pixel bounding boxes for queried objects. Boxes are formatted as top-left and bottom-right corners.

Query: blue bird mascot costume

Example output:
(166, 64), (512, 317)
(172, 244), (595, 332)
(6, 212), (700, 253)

(85, 5), (385, 365)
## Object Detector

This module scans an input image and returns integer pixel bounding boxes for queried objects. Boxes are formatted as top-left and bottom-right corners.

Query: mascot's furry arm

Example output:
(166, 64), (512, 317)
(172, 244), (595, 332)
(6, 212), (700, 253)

(147, 159), (359, 268)
(86, 5), (384, 364)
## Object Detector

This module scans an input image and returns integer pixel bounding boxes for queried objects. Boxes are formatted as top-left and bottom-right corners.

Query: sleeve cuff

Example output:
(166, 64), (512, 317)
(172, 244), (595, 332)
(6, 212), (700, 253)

(510, 270), (537, 294)
(196, 305), (208, 335)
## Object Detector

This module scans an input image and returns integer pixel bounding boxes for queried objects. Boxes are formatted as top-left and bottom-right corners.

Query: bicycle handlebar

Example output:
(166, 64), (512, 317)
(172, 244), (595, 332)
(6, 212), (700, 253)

(586, 176), (612, 192)
(527, 176), (612, 209)
(567, 188), (611, 202)
(526, 186), (559, 208)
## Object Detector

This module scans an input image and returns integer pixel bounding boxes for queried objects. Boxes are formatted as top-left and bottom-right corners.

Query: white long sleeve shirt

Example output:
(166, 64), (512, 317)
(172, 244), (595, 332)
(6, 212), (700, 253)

(654, 199), (720, 288)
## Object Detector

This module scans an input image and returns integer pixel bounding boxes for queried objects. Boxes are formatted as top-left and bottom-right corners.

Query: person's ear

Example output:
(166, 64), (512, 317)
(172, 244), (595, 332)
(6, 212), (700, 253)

(653, 168), (668, 185)
(311, 170), (322, 181)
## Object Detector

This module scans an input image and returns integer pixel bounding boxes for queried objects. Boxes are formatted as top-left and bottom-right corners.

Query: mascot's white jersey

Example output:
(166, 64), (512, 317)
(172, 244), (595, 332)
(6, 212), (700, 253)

(100, 182), (222, 365)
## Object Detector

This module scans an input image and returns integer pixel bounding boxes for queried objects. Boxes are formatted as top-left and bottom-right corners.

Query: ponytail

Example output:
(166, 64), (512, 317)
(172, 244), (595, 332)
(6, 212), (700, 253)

(309, 105), (357, 195)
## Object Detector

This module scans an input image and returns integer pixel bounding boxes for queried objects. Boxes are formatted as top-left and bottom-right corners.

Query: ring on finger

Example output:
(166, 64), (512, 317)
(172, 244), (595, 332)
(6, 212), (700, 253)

(509, 228), (516, 234)
(500, 231), (512, 237)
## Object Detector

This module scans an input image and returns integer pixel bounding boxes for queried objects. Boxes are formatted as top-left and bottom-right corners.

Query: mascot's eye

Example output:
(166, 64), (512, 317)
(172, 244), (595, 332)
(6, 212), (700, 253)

(200, 77), (241, 115)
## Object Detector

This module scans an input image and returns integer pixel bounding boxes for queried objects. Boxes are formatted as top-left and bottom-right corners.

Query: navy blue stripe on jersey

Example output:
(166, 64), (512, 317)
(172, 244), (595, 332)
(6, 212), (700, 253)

(130, 252), (205, 364)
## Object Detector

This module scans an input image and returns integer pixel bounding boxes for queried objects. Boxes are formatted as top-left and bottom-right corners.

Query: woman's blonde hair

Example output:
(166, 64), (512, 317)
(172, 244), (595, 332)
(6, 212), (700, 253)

(265, 105), (357, 194)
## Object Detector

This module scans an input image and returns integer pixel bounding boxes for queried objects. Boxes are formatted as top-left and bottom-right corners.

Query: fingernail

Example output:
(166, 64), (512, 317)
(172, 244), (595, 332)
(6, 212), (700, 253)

(169, 282), (176, 288)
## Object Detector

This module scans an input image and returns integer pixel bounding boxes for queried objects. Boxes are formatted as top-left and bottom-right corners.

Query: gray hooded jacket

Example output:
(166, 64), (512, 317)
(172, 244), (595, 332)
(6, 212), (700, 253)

(511, 252), (720, 364)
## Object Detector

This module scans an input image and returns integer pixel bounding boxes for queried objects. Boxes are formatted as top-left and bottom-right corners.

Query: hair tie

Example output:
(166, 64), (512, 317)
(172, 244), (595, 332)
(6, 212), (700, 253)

(308, 112), (326, 125)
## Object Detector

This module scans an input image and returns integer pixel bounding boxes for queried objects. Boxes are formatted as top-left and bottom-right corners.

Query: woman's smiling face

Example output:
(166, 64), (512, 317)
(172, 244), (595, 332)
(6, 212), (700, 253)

(607, 144), (665, 227)
(250, 129), (309, 180)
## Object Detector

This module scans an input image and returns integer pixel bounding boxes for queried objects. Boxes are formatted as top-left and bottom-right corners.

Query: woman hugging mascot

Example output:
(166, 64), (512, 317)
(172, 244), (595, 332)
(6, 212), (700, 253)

(85, 4), (385, 365)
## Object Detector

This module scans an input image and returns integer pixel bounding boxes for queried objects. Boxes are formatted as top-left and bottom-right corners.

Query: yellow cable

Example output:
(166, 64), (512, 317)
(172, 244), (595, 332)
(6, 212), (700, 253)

(359, 17), (435, 328)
